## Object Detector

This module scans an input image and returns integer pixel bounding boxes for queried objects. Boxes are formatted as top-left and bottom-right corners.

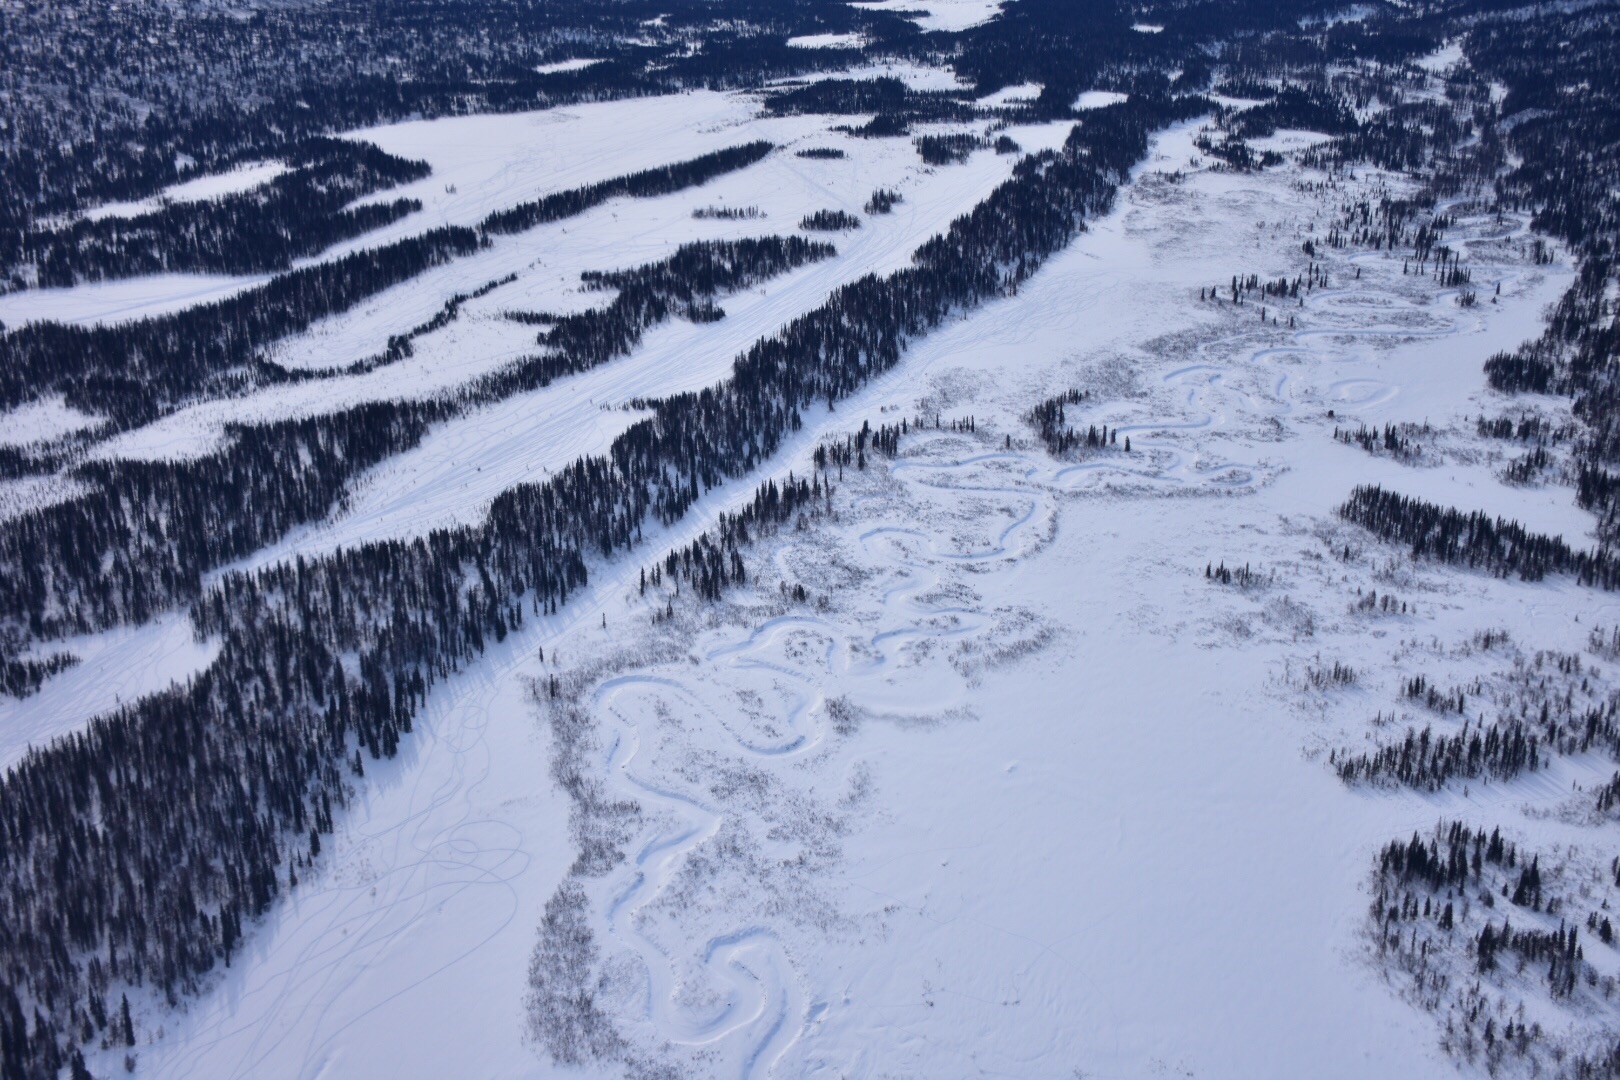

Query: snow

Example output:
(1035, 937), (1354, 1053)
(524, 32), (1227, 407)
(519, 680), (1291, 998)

(0, 270), (274, 328)
(335, 92), (797, 243)
(1248, 127), (1338, 153)
(0, 90), (834, 329)
(534, 57), (603, 74)
(52, 160), (289, 226)
(222, 116), (1071, 559)
(0, 612), (219, 773)
(0, 473), (91, 524)
(766, 58), (969, 93)
(0, 394), (102, 447)
(785, 33), (864, 48)
(94, 112), (1069, 467)
(99, 109), (1609, 1080)
(1416, 39), (1465, 73)
(846, 0), (1004, 33)
(976, 81), (1042, 106)
(1073, 89), (1130, 111)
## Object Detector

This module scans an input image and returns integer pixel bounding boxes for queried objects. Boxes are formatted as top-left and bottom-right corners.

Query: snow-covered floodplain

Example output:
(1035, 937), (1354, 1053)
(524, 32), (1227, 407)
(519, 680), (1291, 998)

(106, 102), (1616, 1079)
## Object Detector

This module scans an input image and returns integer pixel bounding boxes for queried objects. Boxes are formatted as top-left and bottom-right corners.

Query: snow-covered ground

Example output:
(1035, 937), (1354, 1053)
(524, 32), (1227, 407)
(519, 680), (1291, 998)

(0, 394), (103, 447)
(535, 58), (604, 75)
(786, 33), (865, 49)
(847, 0), (1004, 32)
(1074, 89), (1131, 111)
(85, 97), (1616, 1079)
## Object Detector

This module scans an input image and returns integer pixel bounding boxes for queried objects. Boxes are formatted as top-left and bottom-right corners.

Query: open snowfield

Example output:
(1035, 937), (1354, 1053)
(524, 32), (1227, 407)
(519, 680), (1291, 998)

(66, 94), (1616, 1078)
(847, 0), (1005, 32)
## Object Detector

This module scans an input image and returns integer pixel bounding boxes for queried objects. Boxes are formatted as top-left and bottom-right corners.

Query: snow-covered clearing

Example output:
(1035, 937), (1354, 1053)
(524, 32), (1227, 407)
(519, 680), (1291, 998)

(976, 81), (1041, 106)
(1417, 39), (1466, 73)
(847, 0), (1004, 33)
(786, 33), (864, 48)
(107, 109), (1614, 1078)
(0, 472), (91, 524)
(0, 270), (276, 328)
(0, 89), (897, 331)
(535, 58), (604, 75)
(766, 59), (970, 93)
(1074, 89), (1131, 111)
(221, 120), (1064, 560)
(0, 394), (103, 447)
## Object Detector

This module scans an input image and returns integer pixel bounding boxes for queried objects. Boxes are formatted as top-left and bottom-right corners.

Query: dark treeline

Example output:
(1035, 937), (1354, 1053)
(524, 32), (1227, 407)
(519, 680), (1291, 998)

(0, 94), (1199, 1074)
(1462, 10), (1620, 549)
(1225, 85), (1358, 141)
(766, 77), (978, 136)
(1338, 648), (1620, 791)
(800, 209), (861, 232)
(14, 140), (431, 289)
(692, 205), (763, 221)
(0, 402), (449, 643)
(0, 226), (481, 428)
(1200, 265), (1326, 305)
(1370, 820), (1620, 1077)
(1205, 561), (1264, 588)
(811, 417), (911, 475)
(865, 188), (903, 215)
(480, 142), (775, 235)
(0, 652), (80, 701)
(1193, 132), (1282, 172)
(1478, 917), (1584, 998)
(642, 471), (832, 610)
(1335, 720), (1542, 790)
(1339, 484), (1620, 589)
(1026, 389), (1128, 455)
(0, 141), (780, 436)
(916, 133), (987, 166)
(1377, 821), (1516, 898)
(795, 147), (846, 160)
(1476, 413), (1574, 445)
(510, 237), (834, 381)
(1333, 422), (1429, 462)
(0, 237), (825, 661)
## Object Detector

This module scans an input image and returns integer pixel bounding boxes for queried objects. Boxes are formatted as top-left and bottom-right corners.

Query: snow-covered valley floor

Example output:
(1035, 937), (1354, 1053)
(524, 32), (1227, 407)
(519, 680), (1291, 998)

(62, 100), (1614, 1080)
